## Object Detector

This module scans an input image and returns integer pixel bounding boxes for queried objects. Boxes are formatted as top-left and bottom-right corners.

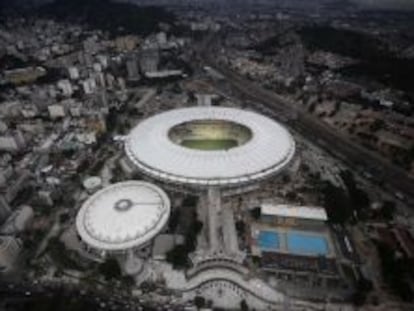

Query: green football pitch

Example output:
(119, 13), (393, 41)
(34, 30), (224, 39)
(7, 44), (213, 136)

(181, 139), (238, 150)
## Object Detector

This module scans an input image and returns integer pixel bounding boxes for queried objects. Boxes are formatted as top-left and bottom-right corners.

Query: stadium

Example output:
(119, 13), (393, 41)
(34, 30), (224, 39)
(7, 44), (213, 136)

(125, 107), (296, 187)
(76, 181), (170, 257)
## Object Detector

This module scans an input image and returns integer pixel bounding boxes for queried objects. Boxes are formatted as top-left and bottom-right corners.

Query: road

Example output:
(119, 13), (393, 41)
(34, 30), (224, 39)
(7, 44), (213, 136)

(196, 34), (414, 203)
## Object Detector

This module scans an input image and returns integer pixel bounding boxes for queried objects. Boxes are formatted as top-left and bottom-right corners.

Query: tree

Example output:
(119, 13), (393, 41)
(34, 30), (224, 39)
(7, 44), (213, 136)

(369, 119), (385, 132)
(99, 258), (121, 281)
(322, 181), (352, 224)
(168, 208), (181, 232)
(339, 170), (370, 219)
(376, 242), (414, 301)
(235, 220), (246, 235)
(240, 299), (249, 311)
(182, 195), (198, 208)
(250, 207), (261, 220)
(165, 245), (189, 269)
(352, 276), (373, 306)
(194, 296), (206, 309)
(380, 201), (395, 220)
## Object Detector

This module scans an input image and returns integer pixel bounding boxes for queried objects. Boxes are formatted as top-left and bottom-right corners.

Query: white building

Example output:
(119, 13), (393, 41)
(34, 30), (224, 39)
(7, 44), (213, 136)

(126, 56), (140, 81)
(260, 204), (328, 226)
(93, 62), (103, 72)
(82, 78), (97, 95)
(97, 55), (109, 68)
(21, 105), (39, 118)
(0, 205), (34, 235)
(48, 104), (66, 119)
(139, 49), (159, 74)
(0, 130), (26, 152)
(0, 236), (22, 273)
(57, 79), (73, 96)
(68, 66), (80, 80)
(0, 121), (7, 133)
(76, 132), (97, 145)
(0, 166), (13, 188)
(196, 94), (216, 107)
(82, 176), (102, 194)
(156, 32), (167, 46)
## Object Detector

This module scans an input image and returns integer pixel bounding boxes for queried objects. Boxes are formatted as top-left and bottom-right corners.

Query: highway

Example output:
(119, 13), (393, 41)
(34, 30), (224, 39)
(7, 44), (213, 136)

(196, 34), (414, 203)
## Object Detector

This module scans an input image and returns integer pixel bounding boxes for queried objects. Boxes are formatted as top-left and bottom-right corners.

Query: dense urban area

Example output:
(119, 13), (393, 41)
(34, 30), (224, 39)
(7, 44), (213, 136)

(0, 1), (413, 311)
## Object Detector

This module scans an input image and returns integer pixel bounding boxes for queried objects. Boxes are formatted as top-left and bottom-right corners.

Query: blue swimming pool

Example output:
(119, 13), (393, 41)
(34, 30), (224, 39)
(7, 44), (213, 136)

(258, 231), (280, 250)
(287, 232), (328, 255)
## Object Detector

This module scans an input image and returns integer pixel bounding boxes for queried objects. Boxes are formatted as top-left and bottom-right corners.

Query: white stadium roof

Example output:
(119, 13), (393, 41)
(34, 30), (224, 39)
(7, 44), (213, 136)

(76, 181), (170, 252)
(125, 107), (296, 186)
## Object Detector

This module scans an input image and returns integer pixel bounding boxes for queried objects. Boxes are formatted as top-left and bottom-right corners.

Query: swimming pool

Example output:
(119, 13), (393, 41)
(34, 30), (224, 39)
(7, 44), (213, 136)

(257, 231), (280, 250)
(287, 232), (328, 255)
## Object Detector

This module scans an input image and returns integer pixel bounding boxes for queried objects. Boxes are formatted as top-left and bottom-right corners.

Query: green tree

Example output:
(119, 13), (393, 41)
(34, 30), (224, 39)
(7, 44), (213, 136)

(377, 242), (413, 301)
(322, 181), (352, 224)
(352, 276), (373, 306)
(380, 201), (395, 220)
(165, 245), (189, 269)
(250, 207), (261, 220)
(240, 299), (249, 311)
(194, 296), (206, 309)
(99, 258), (121, 281)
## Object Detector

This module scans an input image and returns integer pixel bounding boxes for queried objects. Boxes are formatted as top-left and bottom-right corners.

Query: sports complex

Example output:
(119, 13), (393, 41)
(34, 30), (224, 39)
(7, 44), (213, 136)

(125, 106), (296, 187)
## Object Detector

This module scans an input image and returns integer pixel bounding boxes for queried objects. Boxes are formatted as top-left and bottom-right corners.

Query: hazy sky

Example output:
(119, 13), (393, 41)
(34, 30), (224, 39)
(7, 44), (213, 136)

(8, 0), (414, 11)
(351, 0), (414, 10)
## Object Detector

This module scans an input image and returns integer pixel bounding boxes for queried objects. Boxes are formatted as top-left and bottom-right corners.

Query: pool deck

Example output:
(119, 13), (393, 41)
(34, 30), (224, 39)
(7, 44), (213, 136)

(251, 224), (335, 258)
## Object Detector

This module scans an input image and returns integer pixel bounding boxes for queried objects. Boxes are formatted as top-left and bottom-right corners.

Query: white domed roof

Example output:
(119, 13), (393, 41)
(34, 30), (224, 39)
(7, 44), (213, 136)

(125, 107), (295, 186)
(76, 181), (170, 252)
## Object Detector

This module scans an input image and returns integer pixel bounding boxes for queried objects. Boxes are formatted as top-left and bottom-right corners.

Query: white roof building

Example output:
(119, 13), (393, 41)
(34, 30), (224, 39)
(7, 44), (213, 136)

(0, 236), (21, 273)
(48, 104), (66, 119)
(125, 107), (295, 187)
(0, 205), (34, 235)
(76, 181), (170, 253)
(260, 204), (328, 221)
(82, 176), (102, 193)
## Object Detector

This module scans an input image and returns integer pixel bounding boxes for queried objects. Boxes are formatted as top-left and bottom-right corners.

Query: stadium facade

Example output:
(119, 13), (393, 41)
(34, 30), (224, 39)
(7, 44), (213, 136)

(125, 107), (296, 187)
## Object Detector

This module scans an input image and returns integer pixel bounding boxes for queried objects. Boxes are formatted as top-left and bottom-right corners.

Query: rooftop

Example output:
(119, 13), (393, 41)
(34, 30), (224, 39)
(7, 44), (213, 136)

(260, 204), (328, 221)
(125, 107), (295, 186)
(76, 181), (170, 252)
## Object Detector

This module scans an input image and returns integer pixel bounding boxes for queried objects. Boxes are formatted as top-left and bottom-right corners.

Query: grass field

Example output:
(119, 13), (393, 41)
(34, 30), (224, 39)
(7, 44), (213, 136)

(181, 139), (238, 150)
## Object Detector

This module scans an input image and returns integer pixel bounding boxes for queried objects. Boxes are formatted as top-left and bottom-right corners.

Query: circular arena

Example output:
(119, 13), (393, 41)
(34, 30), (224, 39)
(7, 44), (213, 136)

(76, 181), (170, 254)
(125, 107), (295, 187)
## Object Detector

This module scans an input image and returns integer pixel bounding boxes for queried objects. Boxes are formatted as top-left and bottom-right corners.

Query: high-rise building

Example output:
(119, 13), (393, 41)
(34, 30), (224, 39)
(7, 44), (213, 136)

(126, 55), (140, 81)
(139, 49), (159, 74)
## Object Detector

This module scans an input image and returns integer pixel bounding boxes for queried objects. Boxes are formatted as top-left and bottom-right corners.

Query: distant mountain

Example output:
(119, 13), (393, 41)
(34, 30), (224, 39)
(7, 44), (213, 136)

(351, 0), (414, 11)
(34, 0), (175, 35)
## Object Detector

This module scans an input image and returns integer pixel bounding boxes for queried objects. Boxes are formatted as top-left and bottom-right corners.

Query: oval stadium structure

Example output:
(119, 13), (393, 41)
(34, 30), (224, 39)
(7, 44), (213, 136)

(76, 181), (170, 254)
(125, 107), (296, 187)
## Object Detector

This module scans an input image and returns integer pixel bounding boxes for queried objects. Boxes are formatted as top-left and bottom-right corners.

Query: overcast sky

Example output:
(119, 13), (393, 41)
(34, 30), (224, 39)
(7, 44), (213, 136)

(351, 0), (414, 10)
(8, 0), (414, 11)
